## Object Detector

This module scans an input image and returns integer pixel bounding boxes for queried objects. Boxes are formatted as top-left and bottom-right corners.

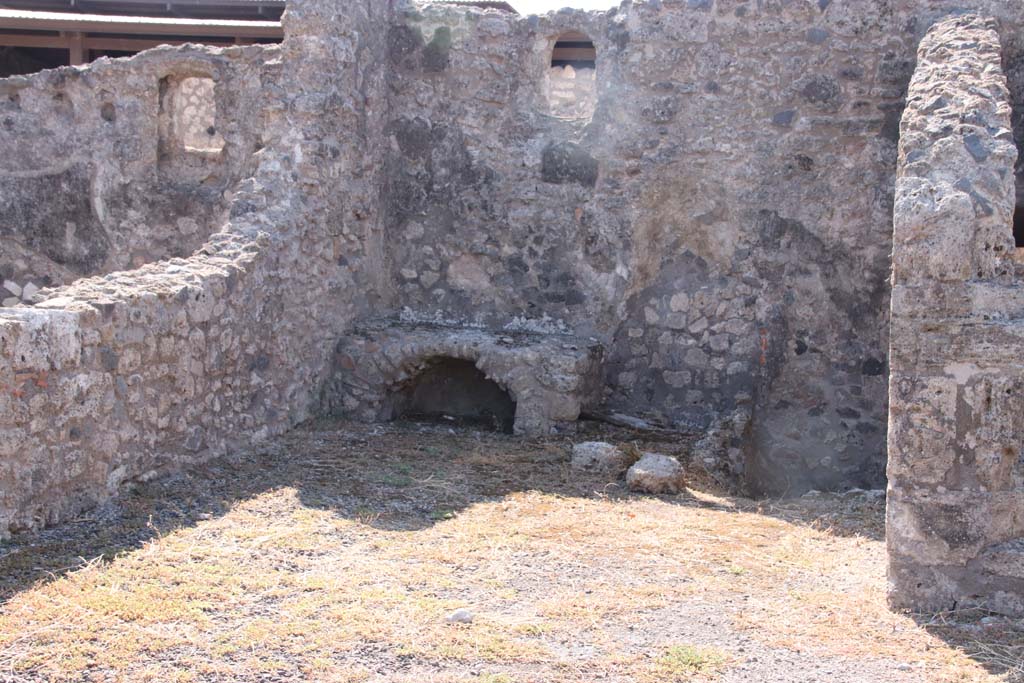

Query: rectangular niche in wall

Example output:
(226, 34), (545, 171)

(158, 74), (226, 182)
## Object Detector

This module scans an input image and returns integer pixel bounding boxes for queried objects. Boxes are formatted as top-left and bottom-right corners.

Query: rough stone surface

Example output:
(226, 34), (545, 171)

(626, 452), (686, 494)
(0, 0), (392, 536)
(0, 46), (270, 292)
(571, 441), (629, 475)
(1, 0), (1024, 617)
(692, 404), (752, 492)
(887, 14), (1024, 617)
(323, 321), (603, 436)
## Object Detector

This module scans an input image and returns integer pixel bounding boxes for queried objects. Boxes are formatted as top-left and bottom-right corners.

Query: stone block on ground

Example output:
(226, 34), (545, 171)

(626, 452), (686, 494)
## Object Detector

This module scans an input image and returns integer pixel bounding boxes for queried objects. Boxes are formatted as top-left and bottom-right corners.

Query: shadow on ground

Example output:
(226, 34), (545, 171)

(0, 417), (1017, 681)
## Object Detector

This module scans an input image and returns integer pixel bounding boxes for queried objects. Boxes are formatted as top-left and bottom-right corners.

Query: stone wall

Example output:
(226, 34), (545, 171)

(383, 0), (922, 494)
(6, 0), (1024, 541)
(887, 14), (1024, 617)
(381, 0), (1024, 496)
(0, 0), (393, 537)
(0, 45), (271, 298)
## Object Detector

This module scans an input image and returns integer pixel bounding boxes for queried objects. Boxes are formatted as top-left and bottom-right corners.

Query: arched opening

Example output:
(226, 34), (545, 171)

(387, 357), (516, 433)
(546, 31), (596, 119)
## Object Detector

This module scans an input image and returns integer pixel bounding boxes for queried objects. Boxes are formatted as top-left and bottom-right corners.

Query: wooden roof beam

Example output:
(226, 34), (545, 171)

(0, 8), (282, 38)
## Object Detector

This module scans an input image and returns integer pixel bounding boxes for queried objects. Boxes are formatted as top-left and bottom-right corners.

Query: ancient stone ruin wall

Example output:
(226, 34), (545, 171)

(887, 14), (1024, 617)
(0, 0), (393, 537)
(5, 0), (1024, 548)
(384, 0), (922, 495)
(0, 45), (271, 299)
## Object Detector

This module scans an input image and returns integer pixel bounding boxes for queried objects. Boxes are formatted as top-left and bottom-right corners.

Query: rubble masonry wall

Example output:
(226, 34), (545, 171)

(887, 13), (1024, 617)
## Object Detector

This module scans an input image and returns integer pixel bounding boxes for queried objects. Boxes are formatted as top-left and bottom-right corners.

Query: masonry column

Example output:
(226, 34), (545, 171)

(887, 14), (1024, 617)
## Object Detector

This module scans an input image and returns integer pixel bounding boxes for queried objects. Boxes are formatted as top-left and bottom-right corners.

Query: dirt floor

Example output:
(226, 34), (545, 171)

(0, 419), (1021, 683)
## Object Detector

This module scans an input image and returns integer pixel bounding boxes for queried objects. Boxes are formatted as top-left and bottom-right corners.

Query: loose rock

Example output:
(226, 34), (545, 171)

(445, 608), (474, 624)
(626, 453), (686, 494)
(570, 441), (630, 475)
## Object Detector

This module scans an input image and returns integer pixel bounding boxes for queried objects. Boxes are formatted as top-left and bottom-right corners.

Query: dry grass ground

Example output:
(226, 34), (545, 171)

(0, 419), (1021, 683)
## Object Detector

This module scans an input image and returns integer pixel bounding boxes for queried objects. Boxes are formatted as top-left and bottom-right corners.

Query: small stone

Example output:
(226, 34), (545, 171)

(663, 370), (690, 388)
(684, 347), (708, 368)
(666, 312), (688, 330)
(3, 280), (21, 297)
(446, 608), (474, 624)
(420, 270), (440, 288)
(806, 28), (830, 45)
(21, 282), (39, 300)
(626, 453), (686, 494)
(669, 292), (689, 312)
(772, 109), (796, 127)
(2, 297), (19, 307)
(963, 134), (989, 162)
(688, 317), (709, 334)
(571, 441), (630, 475)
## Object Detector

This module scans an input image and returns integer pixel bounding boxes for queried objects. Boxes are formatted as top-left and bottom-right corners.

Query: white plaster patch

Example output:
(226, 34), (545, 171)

(944, 362), (980, 384)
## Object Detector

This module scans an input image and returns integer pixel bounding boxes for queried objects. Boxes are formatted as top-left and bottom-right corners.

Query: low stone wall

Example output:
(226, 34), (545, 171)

(0, 232), (272, 533)
(323, 321), (604, 435)
(0, 0), (394, 538)
(887, 14), (1024, 617)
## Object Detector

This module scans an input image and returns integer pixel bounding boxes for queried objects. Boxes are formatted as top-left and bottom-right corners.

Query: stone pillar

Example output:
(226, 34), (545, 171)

(887, 14), (1024, 617)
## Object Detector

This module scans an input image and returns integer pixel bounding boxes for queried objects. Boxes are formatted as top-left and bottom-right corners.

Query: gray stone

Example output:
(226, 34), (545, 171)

(540, 142), (598, 188)
(445, 608), (474, 624)
(571, 441), (630, 475)
(771, 110), (796, 126)
(626, 453), (686, 494)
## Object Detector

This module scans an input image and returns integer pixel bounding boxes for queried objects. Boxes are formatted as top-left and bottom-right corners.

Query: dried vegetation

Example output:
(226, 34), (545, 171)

(0, 420), (1020, 682)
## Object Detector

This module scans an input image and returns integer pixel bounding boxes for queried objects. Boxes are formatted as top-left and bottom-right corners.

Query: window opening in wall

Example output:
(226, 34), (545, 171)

(159, 75), (225, 158)
(387, 357), (516, 433)
(546, 31), (596, 120)
(175, 77), (224, 154)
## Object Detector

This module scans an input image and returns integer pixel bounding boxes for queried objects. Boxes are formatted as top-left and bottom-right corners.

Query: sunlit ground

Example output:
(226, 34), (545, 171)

(0, 421), (1020, 682)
